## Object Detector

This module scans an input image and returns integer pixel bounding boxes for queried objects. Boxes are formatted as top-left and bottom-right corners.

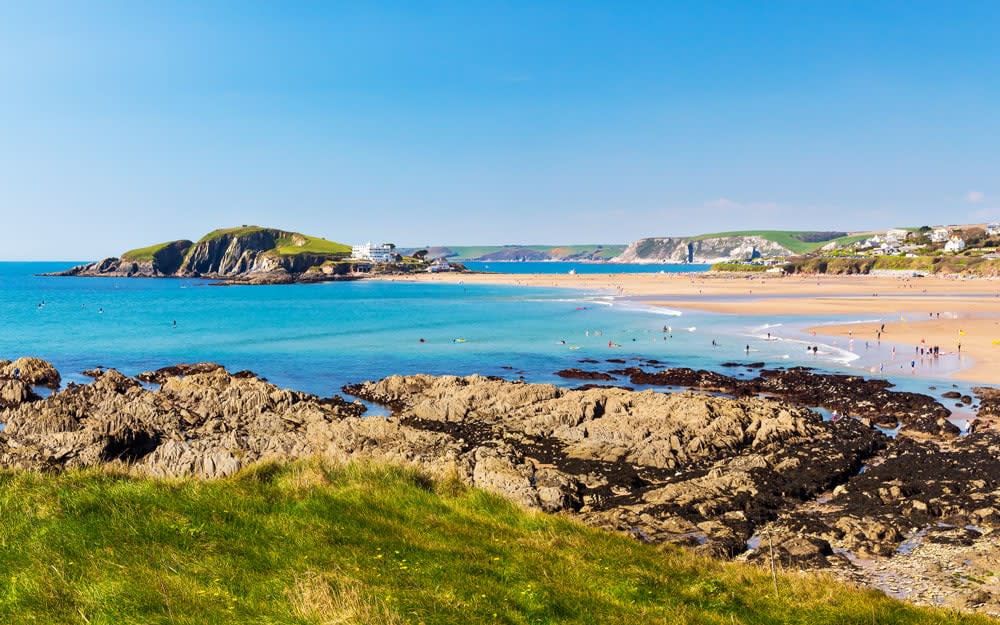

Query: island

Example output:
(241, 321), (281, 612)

(50, 226), (452, 284)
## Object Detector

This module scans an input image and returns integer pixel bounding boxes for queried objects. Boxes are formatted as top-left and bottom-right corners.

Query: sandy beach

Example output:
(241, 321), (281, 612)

(376, 272), (1000, 383)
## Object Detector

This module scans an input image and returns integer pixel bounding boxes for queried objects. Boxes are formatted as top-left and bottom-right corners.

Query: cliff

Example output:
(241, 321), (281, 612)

(53, 226), (359, 283)
(615, 235), (795, 263)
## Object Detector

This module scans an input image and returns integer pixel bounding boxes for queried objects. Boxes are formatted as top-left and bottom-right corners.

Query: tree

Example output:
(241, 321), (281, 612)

(413, 249), (428, 260)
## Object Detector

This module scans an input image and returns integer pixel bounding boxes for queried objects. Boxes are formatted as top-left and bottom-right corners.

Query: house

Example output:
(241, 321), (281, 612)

(944, 236), (966, 253)
(930, 228), (950, 243)
(886, 228), (910, 242)
(987, 223), (1000, 236)
(427, 258), (453, 273)
(351, 242), (397, 263)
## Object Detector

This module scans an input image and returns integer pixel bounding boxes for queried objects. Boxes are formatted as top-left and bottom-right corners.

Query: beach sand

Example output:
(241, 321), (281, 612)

(809, 317), (1000, 384)
(375, 272), (1000, 383)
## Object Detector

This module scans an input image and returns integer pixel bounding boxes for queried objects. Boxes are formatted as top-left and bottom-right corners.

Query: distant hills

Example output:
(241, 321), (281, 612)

(615, 230), (875, 264)
(398, 244), (625, 262)
(406, 232), (874, 264)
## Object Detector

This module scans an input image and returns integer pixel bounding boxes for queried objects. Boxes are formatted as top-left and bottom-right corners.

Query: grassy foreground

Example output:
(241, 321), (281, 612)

(0, 461), (991, 625)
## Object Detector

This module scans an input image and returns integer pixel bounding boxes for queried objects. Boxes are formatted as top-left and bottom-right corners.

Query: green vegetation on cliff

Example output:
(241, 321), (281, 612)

(274, 233), (351, 256)
(197, 226), (270, 243)
(690, 231), (869, 255)
(121, 240), (190, 262)
(0, 461), (989, 625)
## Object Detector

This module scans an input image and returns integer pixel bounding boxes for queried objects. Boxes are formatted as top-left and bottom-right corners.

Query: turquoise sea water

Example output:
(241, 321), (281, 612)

(463, 261), (712, 274)
(0, 263), (977, 406)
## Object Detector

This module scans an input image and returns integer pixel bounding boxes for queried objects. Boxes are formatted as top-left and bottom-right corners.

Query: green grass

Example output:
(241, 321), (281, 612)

(121, 241), (185, 261)
(274, 233), (351, 256)
(0, 461), (990, 625)
(197, 226), (269, 243)
(689, 231), (873, 255)
(195, 227), (350, 257)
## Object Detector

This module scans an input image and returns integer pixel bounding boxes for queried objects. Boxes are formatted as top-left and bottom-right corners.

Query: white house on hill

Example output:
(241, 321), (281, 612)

(351, 242), (397, 263)
(944, 236), (966, 253)
(988, 223), (1000, 236)
(930, 228), (950, 243)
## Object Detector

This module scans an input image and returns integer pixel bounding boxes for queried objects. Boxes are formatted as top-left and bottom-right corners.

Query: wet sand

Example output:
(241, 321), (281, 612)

(375, 272), (1000, 383)
(810, 317), (1000, 384)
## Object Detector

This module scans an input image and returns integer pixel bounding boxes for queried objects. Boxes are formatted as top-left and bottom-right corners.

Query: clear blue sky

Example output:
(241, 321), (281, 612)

(2, 1), (998, 259)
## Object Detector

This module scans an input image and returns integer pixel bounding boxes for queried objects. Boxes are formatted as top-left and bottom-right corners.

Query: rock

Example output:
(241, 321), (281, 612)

(137, 362), (226, 384)
(349, 373), (882, 556)
(611, 365), (959, 440)
(0, 379), (39, 409)
(0, 357), (61, 388)
(554, 369), (614, 381)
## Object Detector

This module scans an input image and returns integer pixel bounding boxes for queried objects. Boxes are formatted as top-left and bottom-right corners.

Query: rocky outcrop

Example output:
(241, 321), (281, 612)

(608, 365), (959, 440)
(615, 236), (795, 264)
(0, 357), (62, 388)
(348, 374), (882, 556)
(57, 240), (194, 278)
(48, 227), (363, 284)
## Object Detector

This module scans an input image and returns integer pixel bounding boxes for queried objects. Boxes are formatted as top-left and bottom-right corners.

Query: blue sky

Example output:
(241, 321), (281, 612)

(1, 1), (998, 259)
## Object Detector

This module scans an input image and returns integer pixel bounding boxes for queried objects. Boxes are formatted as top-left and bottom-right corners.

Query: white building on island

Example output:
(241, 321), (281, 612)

(351, 242), (397, 263)
(987, 223), (1000, 236)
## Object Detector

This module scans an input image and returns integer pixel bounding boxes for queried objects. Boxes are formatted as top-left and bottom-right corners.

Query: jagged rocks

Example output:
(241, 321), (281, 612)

(0, 357), (62, 388)
(612, 365), (959, 440)
(0, 378), (38, 409)
(349, 374), (882, 556)
(137, 362), (226, 384)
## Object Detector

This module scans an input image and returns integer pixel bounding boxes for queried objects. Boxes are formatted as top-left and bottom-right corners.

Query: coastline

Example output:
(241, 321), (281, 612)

(372, 272), (1000, 384)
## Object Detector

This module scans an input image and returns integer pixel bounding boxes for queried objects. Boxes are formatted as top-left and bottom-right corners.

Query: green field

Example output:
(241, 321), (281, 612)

(0, 461), (989, 625)
(689, 231), (874, 255)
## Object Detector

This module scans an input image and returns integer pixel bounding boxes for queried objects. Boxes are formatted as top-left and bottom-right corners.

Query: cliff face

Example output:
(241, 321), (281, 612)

(615, 236), (793, 263)
(180, 229), (283, 275)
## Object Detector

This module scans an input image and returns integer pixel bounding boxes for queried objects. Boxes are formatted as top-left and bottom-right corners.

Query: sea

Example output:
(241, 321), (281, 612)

(0, 263), (975, 417)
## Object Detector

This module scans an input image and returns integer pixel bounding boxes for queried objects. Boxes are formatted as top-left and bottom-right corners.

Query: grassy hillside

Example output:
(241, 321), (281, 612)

(194, 227), (350, 256)
(689, 231), (871, 255)
(121, 240), (188, 261)
(274, 233), (351, 256)
(198, 226), (269, 243)
(0, 461), (990, 625)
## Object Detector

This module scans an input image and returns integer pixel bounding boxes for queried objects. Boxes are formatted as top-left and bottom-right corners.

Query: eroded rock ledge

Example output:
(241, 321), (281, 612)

(2, 361), (999, 614)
